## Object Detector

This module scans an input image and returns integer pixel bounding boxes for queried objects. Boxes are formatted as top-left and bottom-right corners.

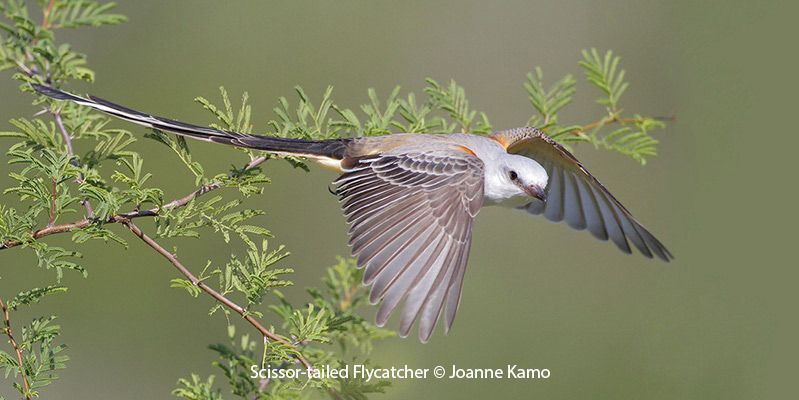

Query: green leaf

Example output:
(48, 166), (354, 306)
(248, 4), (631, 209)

(215, 239), (293, 308)
(50, 1), (127, 29)
(173, 374), (224, 400)
(70, 225), (128, 247)
(30, 244), (86, 282)
(360, 86), (401, 136)
(9, 286), (68, 309)
(16, 316), (69, 395)
(145, 130), (205, 184)
(579, 48), (629, 111)
(170, 278), (201, 298)
(268, 85), (343, 140)
(524, 66), (576, 127)
(289, 304), (330, 344)
(593, 115), (666, 165)
(424, 78), (491, 134)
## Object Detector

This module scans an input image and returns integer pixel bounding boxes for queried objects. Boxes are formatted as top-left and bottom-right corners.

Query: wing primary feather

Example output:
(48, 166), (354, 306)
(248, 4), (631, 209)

(353, 205), (430, 273)
(544, 166), (564, 222)
(355, 204), (431, 274)
(562, 172), (587, 230)
(349, 195), (427, 248)
(614, 204), (654, 258)
(630, 220), (673, 261)
(415, 220), (468, 341)
(399, 210), (466, 337)
(444, 235), (472, 334)
(376, 231), (449, 326)
(343, 185), (409, 219)
(575, 177), (608, 240)
(590, 184), (631, 254)
(369, 222), (440, 304)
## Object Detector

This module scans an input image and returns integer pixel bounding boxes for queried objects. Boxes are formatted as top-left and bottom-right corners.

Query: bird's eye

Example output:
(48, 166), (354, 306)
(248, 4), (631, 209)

(508, 170), (518, 181)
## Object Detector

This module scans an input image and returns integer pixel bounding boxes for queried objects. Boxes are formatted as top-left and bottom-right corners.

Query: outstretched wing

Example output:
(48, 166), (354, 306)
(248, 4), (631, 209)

(493, 127), (672, 261)
(335, 149), (484, 342)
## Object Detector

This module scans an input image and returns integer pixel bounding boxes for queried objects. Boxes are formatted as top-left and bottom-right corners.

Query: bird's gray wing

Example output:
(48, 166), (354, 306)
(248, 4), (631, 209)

(494, 128), (672, 261)
(334, 149), (484, 342)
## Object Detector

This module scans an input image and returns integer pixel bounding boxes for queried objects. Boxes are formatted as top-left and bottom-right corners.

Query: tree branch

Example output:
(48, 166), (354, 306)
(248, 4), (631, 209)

(571, 114), (675, 137)
(120, 220), (312, 370)
(0, 153), (305, 365)
(0, 219), (91, 250)
(0, 156), (268, 250)
(117, 154), (266, 218)
(0, 297), (32, 400)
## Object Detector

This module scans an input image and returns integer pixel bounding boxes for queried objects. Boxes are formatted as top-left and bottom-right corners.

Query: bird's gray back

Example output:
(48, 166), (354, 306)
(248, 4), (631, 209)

(346, 133), (504, 160)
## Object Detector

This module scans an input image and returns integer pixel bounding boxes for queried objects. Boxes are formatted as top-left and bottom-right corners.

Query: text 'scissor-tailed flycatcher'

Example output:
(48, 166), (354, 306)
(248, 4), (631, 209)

(32, 84), (672, 342)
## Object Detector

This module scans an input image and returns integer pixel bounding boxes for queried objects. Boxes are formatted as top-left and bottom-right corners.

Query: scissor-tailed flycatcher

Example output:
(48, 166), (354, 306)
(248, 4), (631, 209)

(32, 84), (672, 342)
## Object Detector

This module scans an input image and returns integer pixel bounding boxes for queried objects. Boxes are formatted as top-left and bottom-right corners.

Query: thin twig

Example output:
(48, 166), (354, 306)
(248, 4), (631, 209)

(13, 60), (34, 77)
(120, 220), (312, 370)
(257, 378), (270, 398)
(53, 111), (74, 156)
(50, 111), (75, 157)
(41, 0), (55, 30)
(53, 110), (94, 218)
(119, 155), (267, 218)
(571, 114), (675, 138)
(0, 297), (32, 400)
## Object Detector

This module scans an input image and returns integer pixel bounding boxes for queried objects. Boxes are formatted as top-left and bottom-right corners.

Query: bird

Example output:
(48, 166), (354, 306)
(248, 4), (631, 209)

(31, 84), (672, 342)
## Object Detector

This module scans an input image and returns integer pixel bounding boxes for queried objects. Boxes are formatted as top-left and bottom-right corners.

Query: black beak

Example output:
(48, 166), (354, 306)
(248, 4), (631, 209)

(526, 185), (546, 203)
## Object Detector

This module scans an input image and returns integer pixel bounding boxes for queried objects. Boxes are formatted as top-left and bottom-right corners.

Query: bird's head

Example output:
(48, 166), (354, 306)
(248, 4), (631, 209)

(485, 154), (548, 204)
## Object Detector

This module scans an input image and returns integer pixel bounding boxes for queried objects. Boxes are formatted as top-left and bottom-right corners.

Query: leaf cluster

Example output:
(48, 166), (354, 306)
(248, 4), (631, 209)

(266, 78), (494, 140)
(0, 315), (67, 398)
(525, 48), (668, 163)
(176, 259), (394, 400)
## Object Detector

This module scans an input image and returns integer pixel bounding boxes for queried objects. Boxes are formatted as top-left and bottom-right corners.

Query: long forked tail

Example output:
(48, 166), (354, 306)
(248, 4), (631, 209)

(31, 84), (350, 160)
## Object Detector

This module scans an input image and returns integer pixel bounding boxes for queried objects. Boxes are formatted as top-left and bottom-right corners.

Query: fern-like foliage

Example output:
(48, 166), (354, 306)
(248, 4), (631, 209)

(525, 66), (577, 128)
(0, 315), (68, 397)
(173, 374), (224, 400)
(580, 48), (629, 111)
(577, 48), (666, 164)
(424, 78), (492, 134)
(47, 0), (126, 29)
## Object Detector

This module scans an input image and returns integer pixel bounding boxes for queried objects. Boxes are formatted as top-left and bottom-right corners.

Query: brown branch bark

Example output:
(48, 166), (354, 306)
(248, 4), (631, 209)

(120, 220), (311, 370)
(0, 297), (32, 400)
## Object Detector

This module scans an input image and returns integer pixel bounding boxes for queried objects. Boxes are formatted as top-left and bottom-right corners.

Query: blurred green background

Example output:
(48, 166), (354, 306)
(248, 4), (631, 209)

(0, 1), (793, 399)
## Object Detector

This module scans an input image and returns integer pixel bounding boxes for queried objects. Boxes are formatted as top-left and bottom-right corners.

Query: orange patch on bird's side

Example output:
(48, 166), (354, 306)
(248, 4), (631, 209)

(458, 145), (477, 156)
(489, 135), (509, 149)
